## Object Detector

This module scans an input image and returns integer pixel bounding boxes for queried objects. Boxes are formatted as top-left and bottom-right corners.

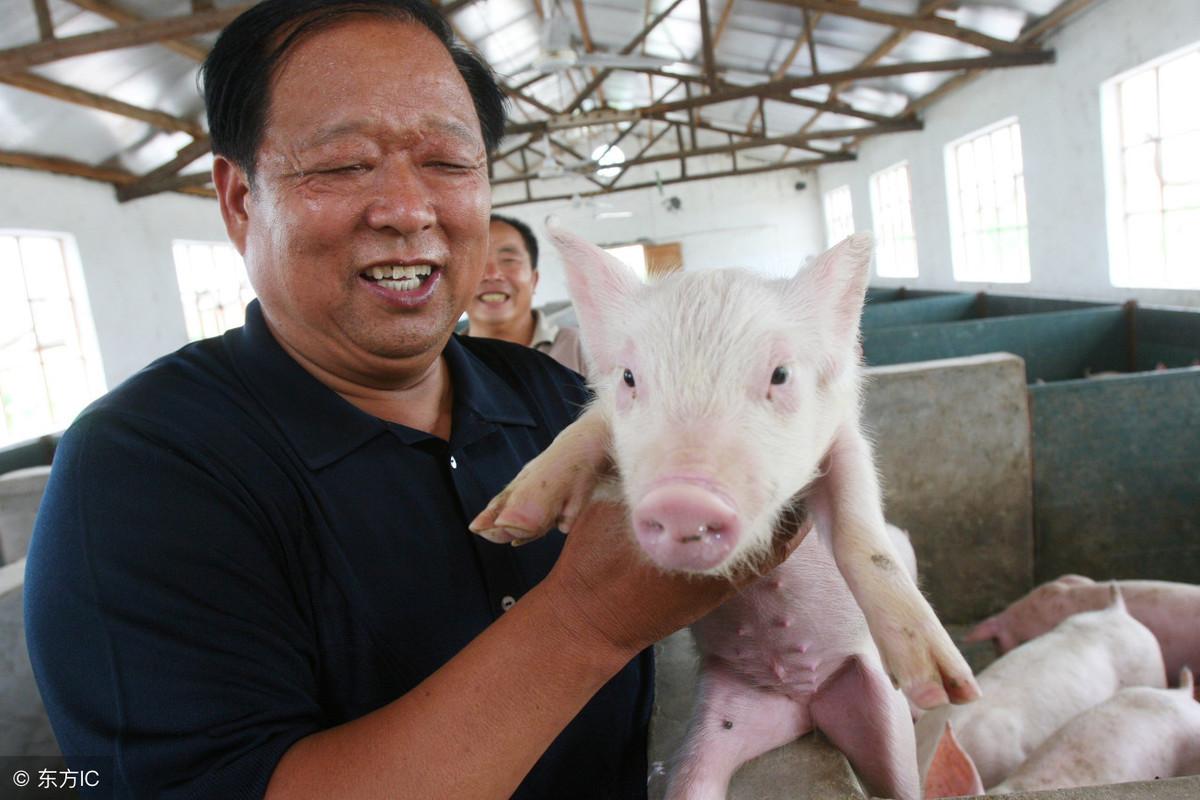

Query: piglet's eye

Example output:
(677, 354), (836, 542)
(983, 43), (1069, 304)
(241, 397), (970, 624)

(622, 369), (636, 388)
(771, 366), (790, 386)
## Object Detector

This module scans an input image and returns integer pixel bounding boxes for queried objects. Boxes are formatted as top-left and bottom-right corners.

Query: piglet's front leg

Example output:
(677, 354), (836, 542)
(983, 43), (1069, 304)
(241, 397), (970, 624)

(815, 423), (981, 709)
(470, 406), (610, 545)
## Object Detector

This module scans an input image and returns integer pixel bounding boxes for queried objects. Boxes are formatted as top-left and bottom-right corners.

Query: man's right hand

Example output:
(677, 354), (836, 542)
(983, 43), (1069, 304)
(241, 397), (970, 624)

(541, 500), (810, 657)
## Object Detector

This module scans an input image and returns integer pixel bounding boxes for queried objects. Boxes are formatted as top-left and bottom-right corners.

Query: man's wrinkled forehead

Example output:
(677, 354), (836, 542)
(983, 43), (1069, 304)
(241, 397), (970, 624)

(298, 114), (481, 151)
(261, 14), (469, 142)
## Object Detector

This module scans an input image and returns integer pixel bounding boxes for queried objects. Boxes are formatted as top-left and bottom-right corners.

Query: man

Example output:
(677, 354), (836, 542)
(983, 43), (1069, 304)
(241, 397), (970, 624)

(466, 214), (586, 374)
(24, 2), (799, 798)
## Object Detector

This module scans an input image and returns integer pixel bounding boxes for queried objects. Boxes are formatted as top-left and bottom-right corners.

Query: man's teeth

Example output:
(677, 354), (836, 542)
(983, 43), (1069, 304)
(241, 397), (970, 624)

(480, 292), (508, 302)
(367, 264), (433, 291)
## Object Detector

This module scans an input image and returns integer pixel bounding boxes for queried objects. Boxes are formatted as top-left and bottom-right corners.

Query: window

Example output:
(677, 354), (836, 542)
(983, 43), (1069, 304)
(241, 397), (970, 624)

(604, 244), (648, 281)
(823, 184), (855, 248)
(945, 118), (1030, 283)
(869, 163), (919, 278)
(0, 231), (105, 446)
(172, 241), (256, 341)
(1103, 41), (1200, 290)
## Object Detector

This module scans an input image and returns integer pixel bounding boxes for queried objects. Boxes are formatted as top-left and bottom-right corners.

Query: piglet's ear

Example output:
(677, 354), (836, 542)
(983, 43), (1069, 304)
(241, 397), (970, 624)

(924, 722), (984, 799)
(548, 225), (642, 375)
(788, 233), (872, 349)
(1177, 666), (1194, 700)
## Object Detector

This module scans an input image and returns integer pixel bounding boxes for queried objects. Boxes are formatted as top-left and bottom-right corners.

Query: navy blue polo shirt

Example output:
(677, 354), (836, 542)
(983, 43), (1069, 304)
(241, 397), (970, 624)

(25, 300), (652, 799)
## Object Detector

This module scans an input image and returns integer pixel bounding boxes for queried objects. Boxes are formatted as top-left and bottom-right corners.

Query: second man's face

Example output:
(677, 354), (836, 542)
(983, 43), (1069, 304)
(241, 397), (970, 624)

(470, 220), (539, 328)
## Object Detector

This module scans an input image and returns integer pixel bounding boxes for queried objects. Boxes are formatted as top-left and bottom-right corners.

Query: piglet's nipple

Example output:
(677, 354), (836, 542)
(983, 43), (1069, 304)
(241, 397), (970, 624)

(632, 484), (740, 572)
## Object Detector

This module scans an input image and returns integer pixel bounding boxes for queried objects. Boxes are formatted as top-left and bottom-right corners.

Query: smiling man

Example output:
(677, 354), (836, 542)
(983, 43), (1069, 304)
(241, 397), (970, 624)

(466, 214), (586, 374)
(22, 2), (800, 799)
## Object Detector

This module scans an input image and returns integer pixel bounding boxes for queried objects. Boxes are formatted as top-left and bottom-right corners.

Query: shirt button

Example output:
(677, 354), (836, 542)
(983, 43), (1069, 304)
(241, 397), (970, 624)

(500, 595), (516, 611)
(450, 456), (457, 469)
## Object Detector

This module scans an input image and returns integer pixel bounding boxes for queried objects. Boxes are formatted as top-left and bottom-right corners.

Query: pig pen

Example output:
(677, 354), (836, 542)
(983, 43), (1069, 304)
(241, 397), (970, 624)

(860, 292), (1107, 333)
(649, 300), (1200, 799)
(860, 301), (1200, 591)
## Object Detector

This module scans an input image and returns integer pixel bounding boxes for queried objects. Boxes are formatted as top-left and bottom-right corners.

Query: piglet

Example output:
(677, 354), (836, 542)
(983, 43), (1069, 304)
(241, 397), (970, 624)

(966, 575), (1200, 683)
(990, 667), (1200, 793)
(472, 232), (978, 799)
(919, 586), (1166, 795)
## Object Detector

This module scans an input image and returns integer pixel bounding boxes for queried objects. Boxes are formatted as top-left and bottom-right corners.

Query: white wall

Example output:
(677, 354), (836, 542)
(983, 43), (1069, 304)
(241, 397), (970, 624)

(491, 163), (826, 306)
(0, 167), (226, 390)
(817, 0), (1200, 309)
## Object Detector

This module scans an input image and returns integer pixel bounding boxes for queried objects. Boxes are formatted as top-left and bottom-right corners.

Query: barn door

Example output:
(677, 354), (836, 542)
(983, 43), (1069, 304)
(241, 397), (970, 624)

(644, 242), (682, 278)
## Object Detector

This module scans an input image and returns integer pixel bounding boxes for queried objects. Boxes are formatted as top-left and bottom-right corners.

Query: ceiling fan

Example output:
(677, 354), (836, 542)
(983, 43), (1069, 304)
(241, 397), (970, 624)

(533, 135), (593, 180)
(530, 2), (677, 75)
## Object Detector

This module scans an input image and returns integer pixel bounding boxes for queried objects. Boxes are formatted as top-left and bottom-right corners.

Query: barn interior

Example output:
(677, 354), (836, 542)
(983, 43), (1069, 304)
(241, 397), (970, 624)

(1, 1), (1198, 798)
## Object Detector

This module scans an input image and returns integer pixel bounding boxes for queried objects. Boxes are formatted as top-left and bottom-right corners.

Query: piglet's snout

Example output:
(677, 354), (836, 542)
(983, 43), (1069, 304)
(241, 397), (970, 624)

(632, 483), (740, 572)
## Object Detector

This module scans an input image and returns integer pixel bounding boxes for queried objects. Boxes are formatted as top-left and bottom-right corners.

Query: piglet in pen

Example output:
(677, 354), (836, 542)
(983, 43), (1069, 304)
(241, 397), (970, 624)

(919, 586), (1166, 797)
(987, 667), (1200, 793)
(966, 574), (1200, 683)
(472, 231), (979, 800)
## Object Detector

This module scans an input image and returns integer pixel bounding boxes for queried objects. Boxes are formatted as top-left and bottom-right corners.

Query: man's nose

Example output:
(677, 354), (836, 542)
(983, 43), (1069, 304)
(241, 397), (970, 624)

(481, 256), (504, 281)
(364, 159), (436, 234)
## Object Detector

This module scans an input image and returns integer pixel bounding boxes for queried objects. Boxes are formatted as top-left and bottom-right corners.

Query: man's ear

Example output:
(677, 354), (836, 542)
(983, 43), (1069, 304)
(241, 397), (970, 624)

(212, 155), (251, 254)
(531, 268), (540, 294)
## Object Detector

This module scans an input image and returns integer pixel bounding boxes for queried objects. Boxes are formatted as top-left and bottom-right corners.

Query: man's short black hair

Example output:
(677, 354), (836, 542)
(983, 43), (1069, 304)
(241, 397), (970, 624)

(490, 214), (539, 270)
(201, 0), (507, 182)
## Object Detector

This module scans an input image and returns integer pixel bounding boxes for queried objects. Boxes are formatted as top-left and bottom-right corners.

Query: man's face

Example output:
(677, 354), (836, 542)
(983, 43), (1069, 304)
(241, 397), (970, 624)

(468, 220), (539, 329)
(218, 17), (491, 383)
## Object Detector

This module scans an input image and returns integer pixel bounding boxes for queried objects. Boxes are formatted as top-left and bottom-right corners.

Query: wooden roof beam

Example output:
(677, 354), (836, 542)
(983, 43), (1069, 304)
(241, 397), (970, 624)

(605, 120), (677, 188)
(0, 148), (213, 199)
(33, 0), (55, 41)
(616, 121), (909, 169)
(490, 120), (894, 184)
(836, 0), (957, 84)
(1020, 0), (1099, 43)
(0, 72), (205, 137)
(647, 51), (1054, 116)
(132, 170), (212, 198)
(699, 0), (719, 92)
(899, 0), (1096, 119)
(446, 16), (563, 121)
(571, 0), (596, 52)
(493, 153), (851, 208)
(746, 9), (822, 133)
(570, 0), (607, 107)
(501, 75), (913, 137)
(761, 0), (1033, 55)
(762, 92), (912, 126)
(116, 135), (211, 202)
(505, 83), (559, 117)
(0, 3), (253, 75)
(562, 0), (689, 114)
(0, 148), (134, 184)
(63, 0), (210, 63)
(713, 0), (736, 49)
(798, 0), (953, 134)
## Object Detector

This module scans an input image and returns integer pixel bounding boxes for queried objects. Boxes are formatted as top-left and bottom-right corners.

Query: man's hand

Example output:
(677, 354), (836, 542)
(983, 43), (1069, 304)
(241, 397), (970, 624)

(541, 499), (812, 656)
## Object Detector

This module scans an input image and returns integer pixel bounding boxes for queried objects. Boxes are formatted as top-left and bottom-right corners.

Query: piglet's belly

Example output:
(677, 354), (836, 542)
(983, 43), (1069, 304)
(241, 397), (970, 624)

(690, 529), (878, 695)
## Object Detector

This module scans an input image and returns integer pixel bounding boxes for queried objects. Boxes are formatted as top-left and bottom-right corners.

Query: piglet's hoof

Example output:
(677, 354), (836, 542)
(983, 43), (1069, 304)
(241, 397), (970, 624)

(470, 447), (598, 545)
(879, 619), (981, 709)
